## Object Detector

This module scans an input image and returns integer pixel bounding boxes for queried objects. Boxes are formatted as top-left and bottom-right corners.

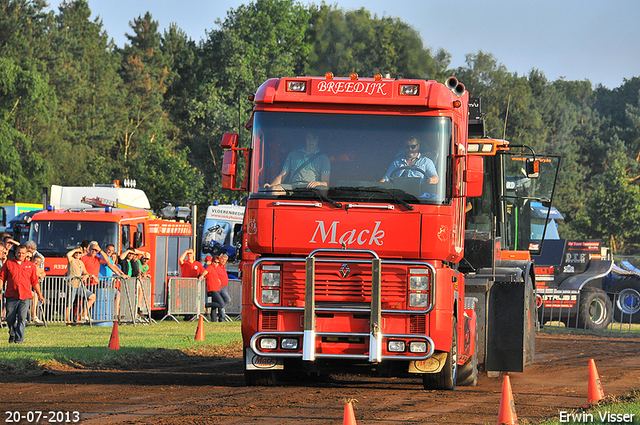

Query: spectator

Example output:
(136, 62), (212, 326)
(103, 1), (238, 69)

(3, 236), (19, 260)
(25, 240), (45, 267)
(216, 253), (231, 321)
(139, 252), (151, 278)
(118, 248), (145, 278)
(82, 241), (126, 320)
(65, 247), (92, 322)
(0, 245), (6, 320)
(29, 254), (46, 325)
(179, 248), (206, 278)
(99, 244), (117, 278)
(203, 256), (224, 322)
(80, 239), (91, 255)
(0, 244), (45, 343)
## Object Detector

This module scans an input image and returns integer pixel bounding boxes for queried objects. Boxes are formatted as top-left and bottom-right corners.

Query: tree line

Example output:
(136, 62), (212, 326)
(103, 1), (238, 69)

(2, 0), (640, 253)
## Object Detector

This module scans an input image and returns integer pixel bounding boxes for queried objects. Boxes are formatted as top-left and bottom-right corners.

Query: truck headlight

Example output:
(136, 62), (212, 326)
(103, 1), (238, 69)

(409, 276), (429, 291)
(388, 340), (406, 352)
(261, 289), (280, 304)
(259, 338), (277, 349)
(262, 271), (281, 287)
(281, 338), (298, 350)
(409, 341), (427, 353)
(409, 292), (428, 308)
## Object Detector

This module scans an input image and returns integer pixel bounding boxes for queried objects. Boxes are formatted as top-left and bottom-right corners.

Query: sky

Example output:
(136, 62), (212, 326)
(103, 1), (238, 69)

(46, 0), (640, 89)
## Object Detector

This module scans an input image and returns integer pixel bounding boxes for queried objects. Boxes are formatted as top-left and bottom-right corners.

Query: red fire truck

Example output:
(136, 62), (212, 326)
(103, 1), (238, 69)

(28, 185), (194, 312)
(221, 74), (559, 389)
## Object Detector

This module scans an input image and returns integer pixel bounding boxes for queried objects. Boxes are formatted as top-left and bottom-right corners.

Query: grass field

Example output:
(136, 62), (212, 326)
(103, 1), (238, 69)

(0, 319), (242, 374)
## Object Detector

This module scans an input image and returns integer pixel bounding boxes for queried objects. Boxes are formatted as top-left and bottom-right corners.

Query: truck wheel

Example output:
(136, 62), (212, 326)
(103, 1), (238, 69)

(457, 315), (478, 386)
(423, 318), (457, 390)
(611, 276), (640, 323)
(578, 288), (613, 330)
(456, 349), (478, 386)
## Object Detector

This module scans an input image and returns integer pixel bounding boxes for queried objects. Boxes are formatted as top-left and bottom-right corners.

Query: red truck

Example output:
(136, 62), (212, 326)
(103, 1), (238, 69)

(221, 75), (559, 389)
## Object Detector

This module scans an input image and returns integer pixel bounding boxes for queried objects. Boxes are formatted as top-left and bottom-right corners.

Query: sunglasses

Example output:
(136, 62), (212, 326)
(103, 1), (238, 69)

(404, 144), (419, 150)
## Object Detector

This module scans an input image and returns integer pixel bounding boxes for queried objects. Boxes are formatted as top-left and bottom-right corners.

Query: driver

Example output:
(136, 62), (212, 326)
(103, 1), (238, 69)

(264, 132), (331, 191)
(380, 136), (438, 184)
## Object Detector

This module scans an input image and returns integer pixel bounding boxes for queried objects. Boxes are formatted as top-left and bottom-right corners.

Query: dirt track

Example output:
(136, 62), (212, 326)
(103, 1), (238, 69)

(1, 333), (639, 424)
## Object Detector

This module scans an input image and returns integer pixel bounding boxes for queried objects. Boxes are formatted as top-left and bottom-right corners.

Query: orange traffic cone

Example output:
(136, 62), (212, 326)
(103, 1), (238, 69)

(497, 375), (518, 425)
(195, 315), (205, 341)
(107, 321), (120, 350)
(343, 399), (357, 425)
(587, 358), (605, 404)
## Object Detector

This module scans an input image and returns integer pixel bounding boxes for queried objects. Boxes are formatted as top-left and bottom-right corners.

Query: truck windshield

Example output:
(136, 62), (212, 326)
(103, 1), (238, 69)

(252, 111), (451, 205)
(502, 154), (561, 253)
(29, 220), (118, 256)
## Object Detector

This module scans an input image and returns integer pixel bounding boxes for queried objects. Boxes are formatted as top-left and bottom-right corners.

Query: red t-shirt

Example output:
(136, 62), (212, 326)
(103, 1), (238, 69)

(216, 265), (229, 288)
(81, 255), (102, 285)
(204, 264), (222, 292)
(0, 258), (40, 300)
(180, 260), (204, 278)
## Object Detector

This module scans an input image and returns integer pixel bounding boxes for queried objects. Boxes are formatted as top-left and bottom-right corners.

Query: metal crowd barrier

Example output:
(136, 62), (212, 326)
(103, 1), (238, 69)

(160, 277), (242, 323)
(160, 278), (205, 323)
(537, 288), (640, 332)
(34, 276), (151, 326)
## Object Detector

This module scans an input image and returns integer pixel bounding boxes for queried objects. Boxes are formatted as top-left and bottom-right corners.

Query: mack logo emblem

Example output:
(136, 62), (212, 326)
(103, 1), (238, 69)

(309, 220), (385, 246)
(340, 264), (351, 278)
(251, 355), (278, 369)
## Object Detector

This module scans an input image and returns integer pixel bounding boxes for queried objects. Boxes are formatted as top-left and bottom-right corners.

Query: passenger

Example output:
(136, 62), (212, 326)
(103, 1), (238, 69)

(203, 255), (224, 322)
(1, 244), (46, 343)
(65, 247), (92, 323)
(216, 253), (231, 321)
(264, 132), (331, 192)
(380, 136), (438, 184)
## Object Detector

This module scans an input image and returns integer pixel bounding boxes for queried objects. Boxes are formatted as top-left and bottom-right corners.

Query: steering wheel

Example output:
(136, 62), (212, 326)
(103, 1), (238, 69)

(388, 166), (428, 182)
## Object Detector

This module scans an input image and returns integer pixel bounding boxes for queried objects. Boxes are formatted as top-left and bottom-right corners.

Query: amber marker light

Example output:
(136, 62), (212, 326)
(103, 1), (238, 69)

(374, 73), (383, 81)
(453, 100), (462, 108)
(350, 72), (358, 80)
(325, 71), (334, 80)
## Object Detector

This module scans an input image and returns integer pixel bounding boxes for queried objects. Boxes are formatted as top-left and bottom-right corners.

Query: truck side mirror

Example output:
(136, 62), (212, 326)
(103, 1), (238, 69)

(221, 133), (239, 149)
(525, 158), (539, 178)
(221, 133), (249, 191)
(466, 155), (484, 197)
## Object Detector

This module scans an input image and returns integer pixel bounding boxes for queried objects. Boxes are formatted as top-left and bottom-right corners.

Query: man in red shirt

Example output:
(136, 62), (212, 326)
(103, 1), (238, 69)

(0, 245), (45, 343)
(203, 255), (224, 321)
(81, 241), (126, 319)
(216, 253), (231, 322)
(178, 248), (206, 278)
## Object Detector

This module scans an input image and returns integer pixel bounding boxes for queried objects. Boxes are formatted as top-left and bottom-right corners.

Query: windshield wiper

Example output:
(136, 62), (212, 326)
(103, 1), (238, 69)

(333, 186), (414, 211)
(312, 188), (342, 209)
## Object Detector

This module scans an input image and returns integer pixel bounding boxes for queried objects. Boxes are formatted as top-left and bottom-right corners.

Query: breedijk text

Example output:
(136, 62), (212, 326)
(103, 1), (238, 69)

(309, 221), (384, 246)
(316, 81), (388, 96)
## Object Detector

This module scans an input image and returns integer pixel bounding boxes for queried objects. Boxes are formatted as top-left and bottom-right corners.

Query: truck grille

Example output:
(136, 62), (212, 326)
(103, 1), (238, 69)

(281, 262), (406, 306)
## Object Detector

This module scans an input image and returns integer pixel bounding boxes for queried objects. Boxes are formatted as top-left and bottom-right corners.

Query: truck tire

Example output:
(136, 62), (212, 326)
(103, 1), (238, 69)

(423, 318), (457, 390)
(577, 288), (613, 330)
(457, 315), (478, 386)
(610, 276), (640, 323)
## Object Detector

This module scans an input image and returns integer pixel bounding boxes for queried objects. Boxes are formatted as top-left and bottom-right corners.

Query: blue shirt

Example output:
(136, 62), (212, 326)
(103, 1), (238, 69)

(382, 153), (438, 182)
(98, 254), (115, 277)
